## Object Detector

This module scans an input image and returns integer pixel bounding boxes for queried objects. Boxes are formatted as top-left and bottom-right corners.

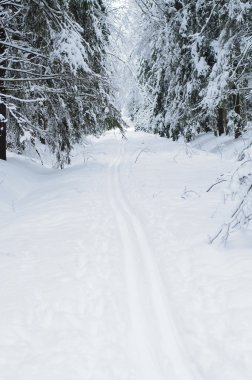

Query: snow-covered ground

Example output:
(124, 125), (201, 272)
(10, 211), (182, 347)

(0, 129), (252, 380)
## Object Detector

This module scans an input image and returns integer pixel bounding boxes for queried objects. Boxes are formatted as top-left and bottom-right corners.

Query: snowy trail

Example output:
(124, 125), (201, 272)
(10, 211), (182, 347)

(108, 140), (195, 380)
(1, 130), (252, 380)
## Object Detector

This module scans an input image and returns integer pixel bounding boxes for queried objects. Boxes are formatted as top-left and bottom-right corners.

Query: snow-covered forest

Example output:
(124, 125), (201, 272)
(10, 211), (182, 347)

(1, 1), (251, 162)
(0, 0), (124, 166)
(0, 1), (252, 379)
(130, 0), (252, 140)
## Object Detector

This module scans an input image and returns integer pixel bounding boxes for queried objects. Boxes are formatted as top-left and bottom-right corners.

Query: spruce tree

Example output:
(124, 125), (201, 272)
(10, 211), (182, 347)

(1, 0), (122, 166)
(132, 0), (252, 141)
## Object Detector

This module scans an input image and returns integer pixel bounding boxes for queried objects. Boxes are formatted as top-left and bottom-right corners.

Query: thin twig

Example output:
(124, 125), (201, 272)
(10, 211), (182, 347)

(206, 179), (227, 192)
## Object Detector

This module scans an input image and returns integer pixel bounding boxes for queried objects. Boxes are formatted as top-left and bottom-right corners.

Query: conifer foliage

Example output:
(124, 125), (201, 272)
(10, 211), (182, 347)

(0, 0), (121, 166)
(132, 0), (252, 141)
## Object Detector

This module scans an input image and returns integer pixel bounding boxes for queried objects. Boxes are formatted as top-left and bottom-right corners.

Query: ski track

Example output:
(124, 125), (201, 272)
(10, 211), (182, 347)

(2, 131), (251, 379)
(108, 140), (195, 380)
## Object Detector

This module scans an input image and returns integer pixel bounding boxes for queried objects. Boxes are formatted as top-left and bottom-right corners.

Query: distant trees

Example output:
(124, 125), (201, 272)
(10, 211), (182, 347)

(1, 0), (251, 165)
(0, 0), (122, 166)
(132, 0), (252, 141)
(0, 23), (6, 160)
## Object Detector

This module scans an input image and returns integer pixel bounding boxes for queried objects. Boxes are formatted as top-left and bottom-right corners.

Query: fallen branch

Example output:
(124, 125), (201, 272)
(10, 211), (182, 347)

(209, 183), (252, 244)
(181, 187), (200, 199)
(206, 179), (227, 192)
(134, 148), (150, 163)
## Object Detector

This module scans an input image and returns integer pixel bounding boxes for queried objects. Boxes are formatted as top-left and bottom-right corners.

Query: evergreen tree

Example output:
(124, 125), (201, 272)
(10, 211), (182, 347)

(1, 0), (122, 166)
(132, 0), (252, 141)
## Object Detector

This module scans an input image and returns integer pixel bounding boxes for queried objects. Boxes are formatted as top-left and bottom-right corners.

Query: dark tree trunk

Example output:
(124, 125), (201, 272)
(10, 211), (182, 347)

(0, 102), (6, 161)
(234, 93), (240, 115)
(0, 27), (6, 161)
(234, 93), (242, 139)
(217, 107), (227, 136)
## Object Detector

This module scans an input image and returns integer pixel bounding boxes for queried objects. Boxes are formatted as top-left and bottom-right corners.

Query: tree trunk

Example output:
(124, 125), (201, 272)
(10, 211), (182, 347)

(217, 107), (227, 136)
(0, 27), (6, 161)
(234, 93), (242, 139)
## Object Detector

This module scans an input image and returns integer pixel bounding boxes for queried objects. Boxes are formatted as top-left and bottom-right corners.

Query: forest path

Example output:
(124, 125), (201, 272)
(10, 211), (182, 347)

(107, 139), (195, 380)
(0, 129), (252, 380)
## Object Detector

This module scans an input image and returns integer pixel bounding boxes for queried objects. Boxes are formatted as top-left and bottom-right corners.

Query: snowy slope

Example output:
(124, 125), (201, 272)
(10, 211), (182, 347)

(0, 130), (252, 380)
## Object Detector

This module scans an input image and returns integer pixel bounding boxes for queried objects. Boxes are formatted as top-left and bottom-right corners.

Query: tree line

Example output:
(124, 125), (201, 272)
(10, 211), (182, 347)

(0, 0), (122, 167)
(131, 0), (252, 141)
(1, 1), (252, 167)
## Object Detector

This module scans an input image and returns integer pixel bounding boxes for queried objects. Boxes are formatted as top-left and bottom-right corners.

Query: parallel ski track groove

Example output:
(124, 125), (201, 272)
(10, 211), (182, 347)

(108, 141), (195, 380)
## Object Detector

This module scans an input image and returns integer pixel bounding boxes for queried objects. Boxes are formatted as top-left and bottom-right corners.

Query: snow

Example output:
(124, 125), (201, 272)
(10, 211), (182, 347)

(191, 36), (209, 77)
(0, 129), (252, 379)
(52, 27), (91, 75)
